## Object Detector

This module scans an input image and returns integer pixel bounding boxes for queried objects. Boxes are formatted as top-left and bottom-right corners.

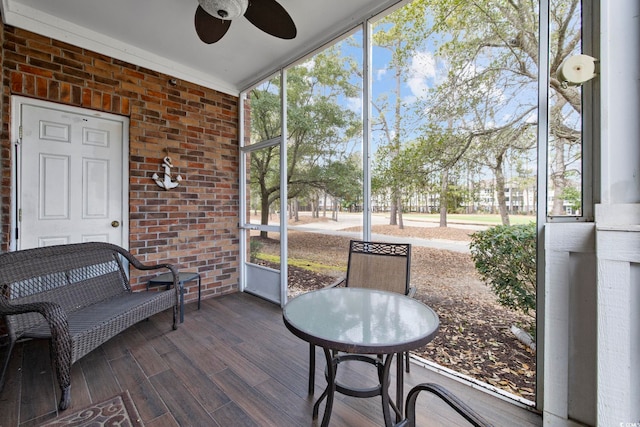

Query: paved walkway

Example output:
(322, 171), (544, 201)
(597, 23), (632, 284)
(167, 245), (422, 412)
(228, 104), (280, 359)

(287, 213), (485, 254)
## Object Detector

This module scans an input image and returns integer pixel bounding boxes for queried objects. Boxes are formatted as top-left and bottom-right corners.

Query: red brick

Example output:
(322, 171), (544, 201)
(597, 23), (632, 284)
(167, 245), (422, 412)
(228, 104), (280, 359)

(4, 50), (27, 64)
(17, 63), (54, 78)
(91, 90), (102, 110)
(48, 80), (60, 100)
(92, 59), (120, 75)
(72, 85), (82, 105)
(121, 97), (130, 115)
(1, 26), (241, 301)
(24, 74), (35, 95)
(27, 40), (62, 56)
(36, 76), (47, 98)
(102, 93), (112, 111)
(51, 39), (82, 54)
(82, 88), (92, 107)
(10, 72), (22, 92)
(123, 68), (145, 80)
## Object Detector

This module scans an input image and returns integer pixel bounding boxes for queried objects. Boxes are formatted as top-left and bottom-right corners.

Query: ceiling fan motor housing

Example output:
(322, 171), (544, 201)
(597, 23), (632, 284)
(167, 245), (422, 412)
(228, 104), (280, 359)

(198, 0), (249, 20)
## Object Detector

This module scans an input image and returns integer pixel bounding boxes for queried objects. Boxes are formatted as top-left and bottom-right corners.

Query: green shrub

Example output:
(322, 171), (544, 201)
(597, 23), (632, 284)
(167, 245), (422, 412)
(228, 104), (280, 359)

(249, 238), (263, 262)
(469, 223), (537, 318)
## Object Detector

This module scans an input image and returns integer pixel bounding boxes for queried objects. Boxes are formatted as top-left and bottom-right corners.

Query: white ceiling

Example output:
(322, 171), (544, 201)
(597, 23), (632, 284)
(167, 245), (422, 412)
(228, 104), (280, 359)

(1, 0), (403, 95)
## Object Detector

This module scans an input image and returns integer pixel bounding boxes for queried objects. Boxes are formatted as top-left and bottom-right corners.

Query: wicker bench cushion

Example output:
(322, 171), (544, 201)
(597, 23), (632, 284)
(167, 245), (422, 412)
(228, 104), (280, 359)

(23, 290), (175, 361)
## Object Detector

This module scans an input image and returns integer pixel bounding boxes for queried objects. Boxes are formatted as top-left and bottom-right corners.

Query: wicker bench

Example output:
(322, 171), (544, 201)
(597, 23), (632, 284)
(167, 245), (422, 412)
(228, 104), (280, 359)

(0, 242), (180, 410)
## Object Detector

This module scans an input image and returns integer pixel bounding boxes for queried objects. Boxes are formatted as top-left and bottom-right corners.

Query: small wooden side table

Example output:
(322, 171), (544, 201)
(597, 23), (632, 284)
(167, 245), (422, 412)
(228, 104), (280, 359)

(148, 271), (201, 323)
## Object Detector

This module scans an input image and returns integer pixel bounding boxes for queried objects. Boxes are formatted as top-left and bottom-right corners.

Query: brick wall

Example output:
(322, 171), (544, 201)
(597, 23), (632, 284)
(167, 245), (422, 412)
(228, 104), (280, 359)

(0, 26), (240, 301)
(0, 17), (5, 251)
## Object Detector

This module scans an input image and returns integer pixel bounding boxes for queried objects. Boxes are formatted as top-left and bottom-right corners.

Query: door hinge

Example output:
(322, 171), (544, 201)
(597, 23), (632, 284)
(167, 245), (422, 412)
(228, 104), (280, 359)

(18, 125), (23, 141)
(16, 208), (21, 240)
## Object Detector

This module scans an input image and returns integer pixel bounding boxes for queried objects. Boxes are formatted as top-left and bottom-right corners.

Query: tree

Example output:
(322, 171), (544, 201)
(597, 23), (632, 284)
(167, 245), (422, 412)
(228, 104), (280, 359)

(248, 77), (282, 236)
(420, 0), (582, 217)
(371, 1), (431, 228)
(249, 46), (361, 237)
(467, 122), (536, 225)
(393, 127), (470, 226)
(560, 186), (581, 214)
(322, 155), (363, 220)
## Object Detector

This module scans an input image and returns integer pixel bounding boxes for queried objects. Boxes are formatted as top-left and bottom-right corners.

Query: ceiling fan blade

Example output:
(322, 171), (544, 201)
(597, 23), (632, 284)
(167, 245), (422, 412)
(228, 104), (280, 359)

(195, 5), (232, 44)
(244, 0), (297, 40)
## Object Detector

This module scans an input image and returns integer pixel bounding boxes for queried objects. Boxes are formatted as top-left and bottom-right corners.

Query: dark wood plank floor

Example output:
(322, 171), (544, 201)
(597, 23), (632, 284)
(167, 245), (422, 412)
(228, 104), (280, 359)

(0, 292), (542, 426)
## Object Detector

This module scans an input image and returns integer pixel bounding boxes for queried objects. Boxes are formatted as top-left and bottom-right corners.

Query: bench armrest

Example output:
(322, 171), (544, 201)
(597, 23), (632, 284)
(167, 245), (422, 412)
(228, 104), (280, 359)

(0, 298), (68, 324)
(0, 297), (73, 409)
(0, 299), (71, 346)
(106, 244), (180, 299)
(111, 245), (177, 276)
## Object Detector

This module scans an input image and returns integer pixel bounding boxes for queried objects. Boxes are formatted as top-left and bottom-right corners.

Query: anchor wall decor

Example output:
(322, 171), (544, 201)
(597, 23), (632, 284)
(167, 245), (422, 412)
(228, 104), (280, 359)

(152, 155), (183, 190)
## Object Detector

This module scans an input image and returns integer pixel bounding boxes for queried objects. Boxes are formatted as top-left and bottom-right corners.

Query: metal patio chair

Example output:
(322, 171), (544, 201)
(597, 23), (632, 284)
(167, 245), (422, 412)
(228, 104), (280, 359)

(307, 240), (416, 394)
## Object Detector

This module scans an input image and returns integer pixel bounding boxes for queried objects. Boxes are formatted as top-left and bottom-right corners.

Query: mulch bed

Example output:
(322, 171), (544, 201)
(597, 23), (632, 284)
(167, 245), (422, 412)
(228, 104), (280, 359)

(254, 223), (537, 402)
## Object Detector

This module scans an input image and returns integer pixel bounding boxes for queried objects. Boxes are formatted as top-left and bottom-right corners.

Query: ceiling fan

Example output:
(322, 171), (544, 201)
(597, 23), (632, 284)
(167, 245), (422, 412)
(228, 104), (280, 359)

(195, 0), (297, 44)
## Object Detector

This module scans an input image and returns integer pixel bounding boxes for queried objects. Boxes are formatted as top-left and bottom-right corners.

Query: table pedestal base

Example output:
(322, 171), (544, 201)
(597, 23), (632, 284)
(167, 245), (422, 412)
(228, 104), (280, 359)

(313, 348), (403, 427)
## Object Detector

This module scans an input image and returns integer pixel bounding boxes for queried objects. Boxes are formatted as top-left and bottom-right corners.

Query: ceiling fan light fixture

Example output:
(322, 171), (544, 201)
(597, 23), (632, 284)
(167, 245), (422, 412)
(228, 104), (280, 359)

(198, 0), (249, 20)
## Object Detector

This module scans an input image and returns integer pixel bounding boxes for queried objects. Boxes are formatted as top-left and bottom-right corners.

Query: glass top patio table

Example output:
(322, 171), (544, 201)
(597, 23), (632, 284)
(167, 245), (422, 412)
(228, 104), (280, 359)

(283, 287), (439, 427)
(283, 287), (439, 354)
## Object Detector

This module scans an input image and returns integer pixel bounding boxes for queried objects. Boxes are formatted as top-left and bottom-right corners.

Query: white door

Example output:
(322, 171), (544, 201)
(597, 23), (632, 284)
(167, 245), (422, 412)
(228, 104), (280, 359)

(15, 98), (129, 249)
(240, 141), (287, 306)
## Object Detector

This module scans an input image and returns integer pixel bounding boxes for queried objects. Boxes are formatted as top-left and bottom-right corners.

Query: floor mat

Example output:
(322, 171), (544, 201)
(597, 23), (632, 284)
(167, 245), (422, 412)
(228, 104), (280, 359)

(39, 390), (143, 426)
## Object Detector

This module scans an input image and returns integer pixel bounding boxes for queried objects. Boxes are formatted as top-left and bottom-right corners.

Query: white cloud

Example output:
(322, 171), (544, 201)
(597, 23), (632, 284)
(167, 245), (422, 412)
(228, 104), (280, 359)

(301, 58), (316, 71)
(407, 51), (437, 97)
(346, 97), (362, 113)
(376, 69), (387, 80)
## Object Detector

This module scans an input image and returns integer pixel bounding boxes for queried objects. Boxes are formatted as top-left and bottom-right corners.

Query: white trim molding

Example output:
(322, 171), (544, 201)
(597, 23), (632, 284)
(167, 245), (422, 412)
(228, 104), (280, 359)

(595, 203), (640, 426)
(543, 222), (597, 427)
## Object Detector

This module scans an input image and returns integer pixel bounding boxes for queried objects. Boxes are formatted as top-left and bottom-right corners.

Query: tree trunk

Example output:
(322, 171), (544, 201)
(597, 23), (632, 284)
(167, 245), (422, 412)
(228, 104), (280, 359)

(494, 154), (511, 226)
(397, 195), (404, 229)
(439, 169), (448, 227)
(312, 194), (319, 218)
(323, 193), (328, 217)
(551, 137), (568, 215)
(293, 199), (299, 222)
(549, 96), (574, 216)
(389, 66), (403, 227)
(389, 194), (398, 226)
(260, 192), (270, 239)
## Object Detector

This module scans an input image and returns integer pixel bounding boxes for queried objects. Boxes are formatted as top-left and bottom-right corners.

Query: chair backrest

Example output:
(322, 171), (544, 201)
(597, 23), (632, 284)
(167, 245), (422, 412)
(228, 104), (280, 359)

(345, 240), (411, 295)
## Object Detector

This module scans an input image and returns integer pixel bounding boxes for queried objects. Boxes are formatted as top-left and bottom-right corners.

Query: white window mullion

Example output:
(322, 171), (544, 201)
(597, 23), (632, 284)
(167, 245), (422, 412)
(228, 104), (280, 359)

(536, 0), (550, 411)
(280, 69), (289, 307)
(363, 21), (372, 242)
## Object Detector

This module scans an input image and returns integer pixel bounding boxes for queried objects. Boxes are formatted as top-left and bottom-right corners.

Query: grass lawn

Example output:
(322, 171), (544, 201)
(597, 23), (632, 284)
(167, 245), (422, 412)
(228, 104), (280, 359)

(399, 213), (535, 225)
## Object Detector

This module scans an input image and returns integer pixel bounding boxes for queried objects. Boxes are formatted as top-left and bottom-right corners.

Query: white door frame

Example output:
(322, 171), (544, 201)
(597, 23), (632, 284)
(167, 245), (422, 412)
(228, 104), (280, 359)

(238, 70), (289, 307)
(239, 133), (289, 304)
(9, 96), (130, 251)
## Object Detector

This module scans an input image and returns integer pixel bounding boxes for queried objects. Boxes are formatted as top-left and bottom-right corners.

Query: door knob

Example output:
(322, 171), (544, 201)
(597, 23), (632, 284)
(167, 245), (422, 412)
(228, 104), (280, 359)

(111, 221), (120, 228)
